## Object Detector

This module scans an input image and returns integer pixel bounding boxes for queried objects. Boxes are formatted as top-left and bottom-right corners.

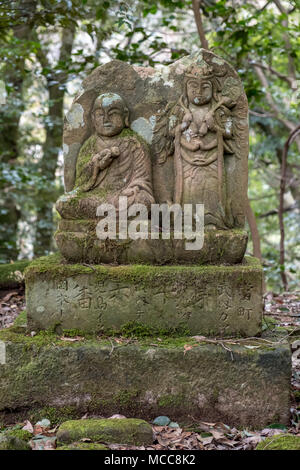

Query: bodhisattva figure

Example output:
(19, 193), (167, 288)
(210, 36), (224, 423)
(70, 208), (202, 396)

(56, 93), (154, 220)
(157, 64), (238, 230)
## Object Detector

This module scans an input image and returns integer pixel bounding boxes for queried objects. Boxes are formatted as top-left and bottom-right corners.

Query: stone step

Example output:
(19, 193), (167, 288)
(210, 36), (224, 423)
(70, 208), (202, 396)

(25, 254), (263, 337)
(0, 328), (290, 428)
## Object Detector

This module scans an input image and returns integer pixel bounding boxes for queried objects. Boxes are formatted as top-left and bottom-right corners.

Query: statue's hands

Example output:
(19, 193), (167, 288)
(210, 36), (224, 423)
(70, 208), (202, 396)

(193, 156), (208, 166)
(92, 147), (120, 169)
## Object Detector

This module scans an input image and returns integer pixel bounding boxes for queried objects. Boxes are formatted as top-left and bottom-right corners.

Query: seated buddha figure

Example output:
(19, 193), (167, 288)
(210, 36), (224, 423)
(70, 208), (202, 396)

(56, 93), (154, 220)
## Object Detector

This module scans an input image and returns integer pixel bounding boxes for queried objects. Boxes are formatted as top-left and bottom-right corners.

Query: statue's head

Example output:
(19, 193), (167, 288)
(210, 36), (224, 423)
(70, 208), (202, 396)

(92, 93), (129, 137)
(184, 64), (216, 106)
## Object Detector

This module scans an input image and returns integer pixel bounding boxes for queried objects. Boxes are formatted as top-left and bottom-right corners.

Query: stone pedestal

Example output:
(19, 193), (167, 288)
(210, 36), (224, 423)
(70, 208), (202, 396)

(0, 328), (291, 428)
(25, 254), (262, 337)
(55, 222), (248, 265)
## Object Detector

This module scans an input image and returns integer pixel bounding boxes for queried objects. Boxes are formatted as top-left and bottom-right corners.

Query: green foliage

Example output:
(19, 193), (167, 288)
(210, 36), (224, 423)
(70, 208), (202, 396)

(0, 0), (299, 290)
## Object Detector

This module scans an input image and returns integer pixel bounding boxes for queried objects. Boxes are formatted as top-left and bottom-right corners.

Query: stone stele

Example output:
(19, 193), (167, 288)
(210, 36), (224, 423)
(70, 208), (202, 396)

(55, 49), (249, 264)
(5, 50), (290, 428)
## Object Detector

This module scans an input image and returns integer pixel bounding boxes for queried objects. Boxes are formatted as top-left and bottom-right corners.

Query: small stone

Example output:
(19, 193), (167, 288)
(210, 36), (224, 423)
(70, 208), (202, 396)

(153, 416), (171, 426)
(35, 418), (51, 429)
(57, 418), (153, 446)
(168, 421), (180, 428)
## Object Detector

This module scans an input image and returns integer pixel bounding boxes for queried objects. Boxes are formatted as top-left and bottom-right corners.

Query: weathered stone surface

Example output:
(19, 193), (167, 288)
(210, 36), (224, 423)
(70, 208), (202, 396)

(0, 328), (291, 428)
(0, 430), (31, 450)
(56, 49), (249, 263)
(57, 418), (153, 446)
(25, 254), (262, 337)
(55, 223), (248, 265)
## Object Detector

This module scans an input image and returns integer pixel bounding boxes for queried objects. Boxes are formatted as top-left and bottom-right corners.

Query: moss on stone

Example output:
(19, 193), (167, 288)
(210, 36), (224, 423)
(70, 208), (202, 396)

(5, 428), (32, 442)
(56, 418), (153, 446)
(13, 310), (27, 328)
(256, 434), (300, 450)
(0, 260), (31, 289)
(57, 442), (108, 450)
(25, 252), (261, 288)
(0, 327), (291, 429)
(116, 321), (190, 338)
(158, 394), (185, 408)
(0, 429), (31, 450)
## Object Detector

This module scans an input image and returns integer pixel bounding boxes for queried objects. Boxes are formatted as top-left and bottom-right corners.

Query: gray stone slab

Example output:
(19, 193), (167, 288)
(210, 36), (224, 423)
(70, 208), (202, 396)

(25, 254), (263, 337)
(0, 328), (291, 428)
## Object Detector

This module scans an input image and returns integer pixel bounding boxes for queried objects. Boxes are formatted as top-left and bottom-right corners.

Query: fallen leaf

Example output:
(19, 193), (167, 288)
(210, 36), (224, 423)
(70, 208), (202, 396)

(22, 420), (34, 434)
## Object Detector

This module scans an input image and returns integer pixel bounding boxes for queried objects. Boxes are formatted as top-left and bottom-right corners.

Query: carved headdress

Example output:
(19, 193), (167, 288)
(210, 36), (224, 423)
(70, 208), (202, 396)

(183, 62), (227, 104)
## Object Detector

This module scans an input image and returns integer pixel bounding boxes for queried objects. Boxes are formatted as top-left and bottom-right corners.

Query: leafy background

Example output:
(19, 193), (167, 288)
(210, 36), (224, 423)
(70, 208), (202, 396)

(0, 0), (299, 291)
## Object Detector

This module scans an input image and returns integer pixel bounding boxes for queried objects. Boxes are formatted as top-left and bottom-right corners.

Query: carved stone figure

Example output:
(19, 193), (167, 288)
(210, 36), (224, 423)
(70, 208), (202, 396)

(56, 50), (249, 264)
(155, 63), (243, 230)
(56, 93), (154, 220)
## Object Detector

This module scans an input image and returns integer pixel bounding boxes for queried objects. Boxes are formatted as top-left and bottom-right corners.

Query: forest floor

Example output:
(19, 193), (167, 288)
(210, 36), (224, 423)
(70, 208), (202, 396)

(0, 287), (299, 450)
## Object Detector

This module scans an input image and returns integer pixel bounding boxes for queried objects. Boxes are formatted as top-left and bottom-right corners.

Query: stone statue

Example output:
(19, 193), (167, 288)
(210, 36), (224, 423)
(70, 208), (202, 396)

(56, 93), (154, 220)
(56, 51), (249, 263)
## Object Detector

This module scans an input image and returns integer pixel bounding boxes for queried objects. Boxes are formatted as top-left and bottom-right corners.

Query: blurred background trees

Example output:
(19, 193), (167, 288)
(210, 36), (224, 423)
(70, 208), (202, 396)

(0, 0), (299, 290)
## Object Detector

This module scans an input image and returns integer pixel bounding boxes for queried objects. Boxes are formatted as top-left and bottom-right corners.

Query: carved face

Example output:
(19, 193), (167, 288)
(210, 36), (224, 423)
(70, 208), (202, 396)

(186, 78), (213, 106)
(92, 96), (128, 137)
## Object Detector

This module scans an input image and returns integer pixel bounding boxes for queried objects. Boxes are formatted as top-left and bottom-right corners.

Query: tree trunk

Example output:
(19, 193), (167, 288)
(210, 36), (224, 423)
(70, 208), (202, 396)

(0, 0), (36, 262)
(34, 26), (75, 257)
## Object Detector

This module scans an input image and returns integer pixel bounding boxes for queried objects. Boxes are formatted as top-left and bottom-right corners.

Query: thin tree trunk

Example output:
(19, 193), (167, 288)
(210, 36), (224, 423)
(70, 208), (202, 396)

(191, 0), (209, 49)
(0, 0), (36, 262)
(34, 26), (75, 257)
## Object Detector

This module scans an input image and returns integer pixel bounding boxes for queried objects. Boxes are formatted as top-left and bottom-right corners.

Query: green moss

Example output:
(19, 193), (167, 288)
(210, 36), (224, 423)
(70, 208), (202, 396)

(25, 253), (261, 288)
(5, 428), (32, 442)
(158, 394), (185, 408)
(13, 310), (27, 327)
(294, 390), (300, 401)
(30, 406), (80, 427)
(0, 259), (31, 288)
(115, 321), (190, 338)
(57, 442), (108, 450)
(256, 434), (300, 450)
(57, 418), (153, 446)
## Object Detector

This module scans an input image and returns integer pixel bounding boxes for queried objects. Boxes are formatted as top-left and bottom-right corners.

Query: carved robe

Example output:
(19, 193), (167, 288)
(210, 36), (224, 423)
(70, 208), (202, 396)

(56, 132), (154, 220)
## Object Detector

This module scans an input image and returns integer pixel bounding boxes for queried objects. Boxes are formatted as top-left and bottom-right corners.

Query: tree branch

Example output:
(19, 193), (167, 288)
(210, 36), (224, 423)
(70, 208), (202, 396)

(250, 61), (295, 88)
(191, 0), (209, 49)
(272, 0), (296, 79)
(253, 64), (296, 132)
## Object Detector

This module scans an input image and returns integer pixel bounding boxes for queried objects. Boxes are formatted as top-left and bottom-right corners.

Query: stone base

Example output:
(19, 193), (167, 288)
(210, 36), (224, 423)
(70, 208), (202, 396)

(0, 328), (291, 428)
(25, 254), (263, 337)
(55, 221), (248, 265)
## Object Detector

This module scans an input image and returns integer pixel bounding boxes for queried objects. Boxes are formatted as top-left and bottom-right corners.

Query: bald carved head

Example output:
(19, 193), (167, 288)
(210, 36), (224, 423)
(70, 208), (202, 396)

(92, 93), (129, 137)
